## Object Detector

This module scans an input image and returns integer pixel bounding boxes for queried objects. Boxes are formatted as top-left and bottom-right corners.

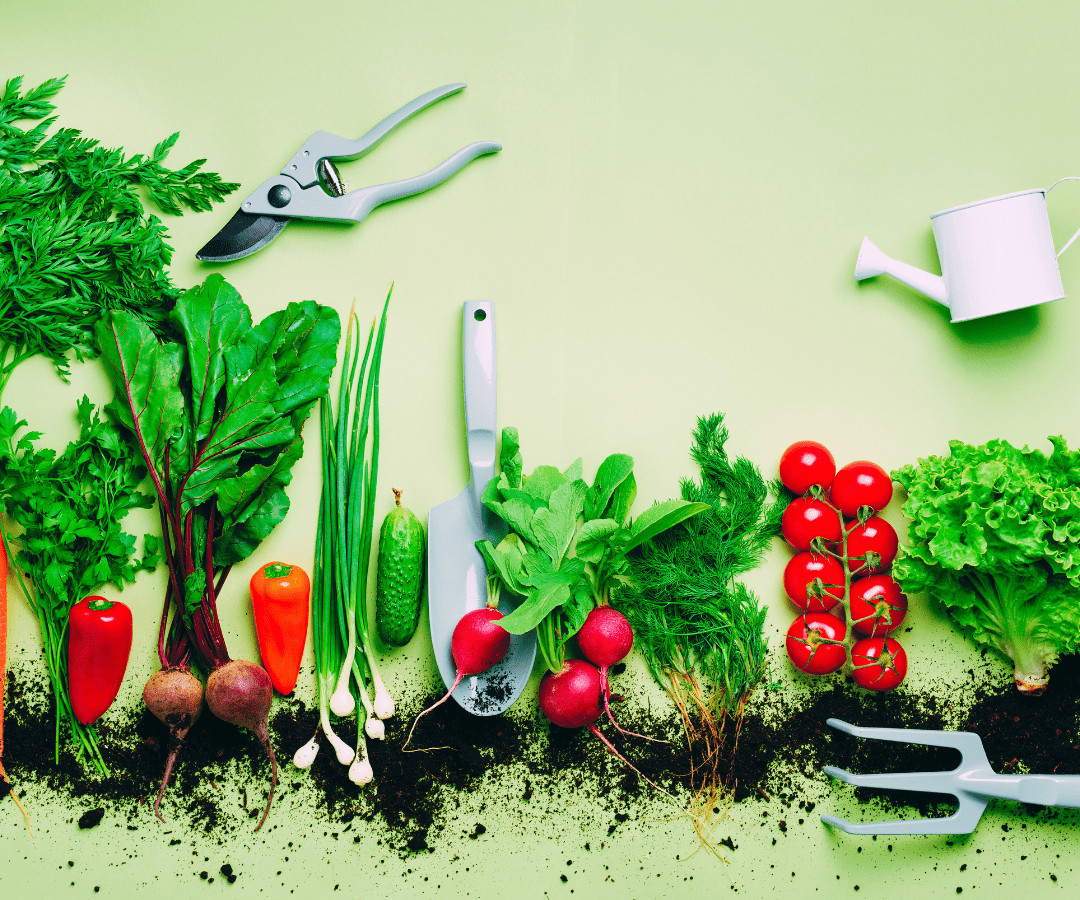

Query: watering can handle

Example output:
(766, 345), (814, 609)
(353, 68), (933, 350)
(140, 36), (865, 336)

(1046, 177), (1080, 258)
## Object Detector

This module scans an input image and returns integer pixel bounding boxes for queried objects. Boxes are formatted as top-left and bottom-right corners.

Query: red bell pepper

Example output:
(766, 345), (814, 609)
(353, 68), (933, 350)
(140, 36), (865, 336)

(68, 595), (133, 725)
(250, 562), (310, 695)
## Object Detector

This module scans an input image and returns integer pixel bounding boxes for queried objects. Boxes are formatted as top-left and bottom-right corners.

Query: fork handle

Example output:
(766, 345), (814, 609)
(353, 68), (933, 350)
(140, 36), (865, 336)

(968, 774), (1080, 808)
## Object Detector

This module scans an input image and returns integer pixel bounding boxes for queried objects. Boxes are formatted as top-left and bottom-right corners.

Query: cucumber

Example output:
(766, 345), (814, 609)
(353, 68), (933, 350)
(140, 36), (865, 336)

(375, 487), (426, 647)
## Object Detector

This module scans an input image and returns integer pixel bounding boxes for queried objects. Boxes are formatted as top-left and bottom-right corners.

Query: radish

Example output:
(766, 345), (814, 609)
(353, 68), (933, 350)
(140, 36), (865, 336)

(204, 658), (279, 831)
(143, 666), (204, 824)
(538, 659), (676, 800)
(576, 606), (663, 742)
(404, 606), (510, 747)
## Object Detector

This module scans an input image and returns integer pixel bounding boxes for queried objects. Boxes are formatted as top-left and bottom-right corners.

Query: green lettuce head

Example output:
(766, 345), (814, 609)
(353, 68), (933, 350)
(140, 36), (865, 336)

(892, 436), (1080, 694)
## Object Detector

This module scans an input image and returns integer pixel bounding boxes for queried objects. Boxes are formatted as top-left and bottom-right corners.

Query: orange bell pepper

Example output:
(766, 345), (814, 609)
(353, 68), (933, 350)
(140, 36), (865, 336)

(250, 562), (310, 695)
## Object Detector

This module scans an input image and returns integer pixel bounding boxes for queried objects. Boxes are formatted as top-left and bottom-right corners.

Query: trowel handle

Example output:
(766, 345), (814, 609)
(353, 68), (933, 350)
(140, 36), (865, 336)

(462, 301), (496, 507)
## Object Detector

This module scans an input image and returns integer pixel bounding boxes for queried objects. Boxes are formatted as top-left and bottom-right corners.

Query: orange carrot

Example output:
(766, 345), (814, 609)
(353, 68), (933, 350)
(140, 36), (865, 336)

(1, 528), (8, 779)
(0, 529), (32, 833)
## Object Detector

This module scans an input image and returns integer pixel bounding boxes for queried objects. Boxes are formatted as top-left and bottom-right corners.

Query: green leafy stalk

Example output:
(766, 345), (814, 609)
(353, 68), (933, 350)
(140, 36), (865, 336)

(307, 399), (352, 768)
(623, 413), (784, 720)
(619, 413), (783, 826)
(0, 399), (159, 773)
(314, 291), (391, 783)
(477, 428), (708, 672)
(892, 436), (1080, 692)
(0, 75), (235, 777)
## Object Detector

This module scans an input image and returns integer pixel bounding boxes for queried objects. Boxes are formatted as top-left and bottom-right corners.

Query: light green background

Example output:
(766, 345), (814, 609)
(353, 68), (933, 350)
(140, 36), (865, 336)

(4, 0), (1080, 896)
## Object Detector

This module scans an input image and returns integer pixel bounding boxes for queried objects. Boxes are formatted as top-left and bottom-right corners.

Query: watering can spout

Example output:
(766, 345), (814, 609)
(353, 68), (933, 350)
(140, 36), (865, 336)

(855, 237), (949, 307)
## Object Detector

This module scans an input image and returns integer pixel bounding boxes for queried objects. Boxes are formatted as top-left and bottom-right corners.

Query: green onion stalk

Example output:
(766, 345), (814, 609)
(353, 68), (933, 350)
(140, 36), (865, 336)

(295, 291), (391, 783)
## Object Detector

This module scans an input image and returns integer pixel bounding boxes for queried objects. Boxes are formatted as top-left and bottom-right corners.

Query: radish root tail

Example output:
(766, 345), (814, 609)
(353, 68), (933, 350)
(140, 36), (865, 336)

(587, 723), (678, 803)
(403, 674), (463, 750)
(600, 668), (667, 744)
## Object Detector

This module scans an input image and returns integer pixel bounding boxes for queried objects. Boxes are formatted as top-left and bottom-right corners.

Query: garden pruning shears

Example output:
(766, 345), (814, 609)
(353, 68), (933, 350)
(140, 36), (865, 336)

(196, 83), (500, 262)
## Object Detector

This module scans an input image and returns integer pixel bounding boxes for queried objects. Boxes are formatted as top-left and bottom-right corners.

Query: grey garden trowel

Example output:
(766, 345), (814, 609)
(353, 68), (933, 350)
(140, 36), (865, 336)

(426, 301), (536, 715)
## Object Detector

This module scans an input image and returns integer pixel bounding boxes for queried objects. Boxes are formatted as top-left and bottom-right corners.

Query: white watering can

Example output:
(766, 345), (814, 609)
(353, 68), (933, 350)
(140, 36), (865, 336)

(854, 178), (1080, 322)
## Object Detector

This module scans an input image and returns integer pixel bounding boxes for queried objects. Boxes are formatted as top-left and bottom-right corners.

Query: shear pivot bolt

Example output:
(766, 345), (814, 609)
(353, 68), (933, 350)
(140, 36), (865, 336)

(268, 184), (292, 208)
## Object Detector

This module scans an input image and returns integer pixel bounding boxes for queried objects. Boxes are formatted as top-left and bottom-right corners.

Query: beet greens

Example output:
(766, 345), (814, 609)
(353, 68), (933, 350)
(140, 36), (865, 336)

(95, 274), (339, 822)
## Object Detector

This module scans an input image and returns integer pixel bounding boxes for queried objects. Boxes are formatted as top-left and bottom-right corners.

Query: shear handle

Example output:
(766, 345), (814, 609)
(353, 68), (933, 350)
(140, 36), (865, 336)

(281, 83), (467, 188)
(245, 142), (502, 223)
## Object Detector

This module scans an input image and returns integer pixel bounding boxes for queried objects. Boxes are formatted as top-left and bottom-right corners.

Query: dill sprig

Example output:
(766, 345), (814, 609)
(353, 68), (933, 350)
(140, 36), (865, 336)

(623, 412), (785, 814)
(0, 75), (239, 391)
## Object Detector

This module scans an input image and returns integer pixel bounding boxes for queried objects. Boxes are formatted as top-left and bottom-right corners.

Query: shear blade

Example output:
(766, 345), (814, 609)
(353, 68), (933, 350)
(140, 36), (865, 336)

(196, 208), (289, 262)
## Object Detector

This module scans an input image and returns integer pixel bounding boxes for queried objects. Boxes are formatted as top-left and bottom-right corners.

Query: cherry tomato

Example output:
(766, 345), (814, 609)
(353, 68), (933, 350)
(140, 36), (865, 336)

(786, 613), (847, 675)
(779, 441), (836, 494)
(783, 552), (844, 612)
(850, 636), (907, 691)
(830, 460), (893, 517)
(849, 574), (908, 635)
(844, 516), (899, 574)
(781, 497), (842, 551)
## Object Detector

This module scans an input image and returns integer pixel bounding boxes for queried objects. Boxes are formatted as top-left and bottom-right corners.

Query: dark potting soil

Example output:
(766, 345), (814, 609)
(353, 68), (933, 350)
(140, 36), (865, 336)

(5, 652), (1080, 849)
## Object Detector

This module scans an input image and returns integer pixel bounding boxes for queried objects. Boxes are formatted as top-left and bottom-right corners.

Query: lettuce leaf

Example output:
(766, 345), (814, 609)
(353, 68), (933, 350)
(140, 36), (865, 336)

(892, 436), (1080, 691)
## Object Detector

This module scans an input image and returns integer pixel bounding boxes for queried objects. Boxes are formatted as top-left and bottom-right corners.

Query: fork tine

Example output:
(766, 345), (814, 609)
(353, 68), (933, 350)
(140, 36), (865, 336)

(827, 718), (990, 765)
(824, 765), (961, 795)
(820, 797), (988, 836)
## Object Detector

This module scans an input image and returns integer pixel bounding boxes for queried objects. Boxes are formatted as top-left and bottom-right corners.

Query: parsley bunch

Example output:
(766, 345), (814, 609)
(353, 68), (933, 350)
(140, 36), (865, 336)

(0, 75), (239, 392)
(0, 400), (159, 772)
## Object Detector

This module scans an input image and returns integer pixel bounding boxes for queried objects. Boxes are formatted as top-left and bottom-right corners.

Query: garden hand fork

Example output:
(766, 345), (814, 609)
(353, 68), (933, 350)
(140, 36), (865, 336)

(821, 718), (1080, 835)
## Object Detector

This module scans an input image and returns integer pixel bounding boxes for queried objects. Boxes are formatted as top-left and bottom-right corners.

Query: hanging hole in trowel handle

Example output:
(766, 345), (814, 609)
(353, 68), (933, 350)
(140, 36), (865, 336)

(473, 308), (487, 321)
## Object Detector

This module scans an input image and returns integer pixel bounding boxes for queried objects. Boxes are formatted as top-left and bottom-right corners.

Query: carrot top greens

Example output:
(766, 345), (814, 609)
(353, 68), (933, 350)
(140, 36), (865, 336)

(0, 75), (238, 391)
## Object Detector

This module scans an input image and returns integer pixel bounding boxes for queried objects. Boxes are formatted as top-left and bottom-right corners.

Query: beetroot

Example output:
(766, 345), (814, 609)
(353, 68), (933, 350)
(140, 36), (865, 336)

(404, 607), (510, 746)
(143, 666), (204, 823)
(576, 606), (661, 742)
(205, 659), (278, 831)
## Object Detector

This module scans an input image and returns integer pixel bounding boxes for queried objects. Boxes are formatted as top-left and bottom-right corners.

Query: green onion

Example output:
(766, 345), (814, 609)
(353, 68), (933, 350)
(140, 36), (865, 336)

(308, 289), (391, 783)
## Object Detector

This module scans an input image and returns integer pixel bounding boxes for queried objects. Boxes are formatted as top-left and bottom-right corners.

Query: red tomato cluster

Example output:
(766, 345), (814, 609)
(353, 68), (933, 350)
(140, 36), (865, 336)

(778, 441), (909, 692)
